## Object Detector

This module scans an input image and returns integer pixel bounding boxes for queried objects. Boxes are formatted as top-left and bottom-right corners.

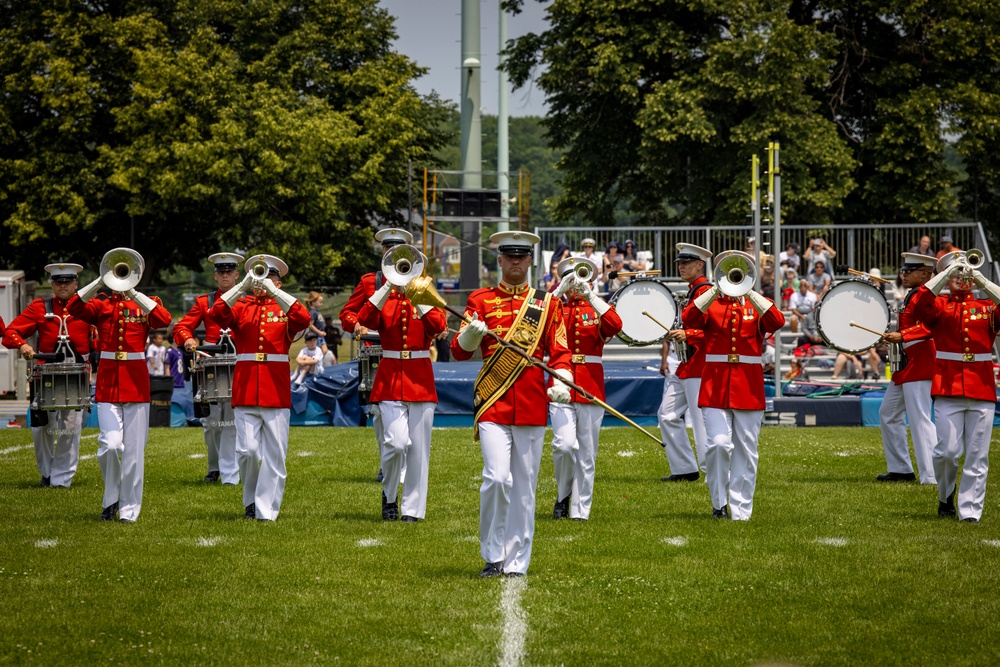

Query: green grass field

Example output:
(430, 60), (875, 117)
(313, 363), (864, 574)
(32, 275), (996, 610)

(2, 425), (999, 665)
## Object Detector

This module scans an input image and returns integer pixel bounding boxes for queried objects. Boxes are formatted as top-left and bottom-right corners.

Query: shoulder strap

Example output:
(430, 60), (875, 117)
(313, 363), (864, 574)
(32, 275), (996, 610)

(43, 297), (53, 316)
(686, 277), (711, 302)
(207, 291), (215, 310)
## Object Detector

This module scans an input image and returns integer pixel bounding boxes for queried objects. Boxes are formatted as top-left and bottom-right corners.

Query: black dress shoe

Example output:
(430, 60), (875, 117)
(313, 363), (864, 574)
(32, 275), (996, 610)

(877, 471), (916, 482)
(382, 492), (399, 521)
(712, 506), (730, 519)
(119, 518), (135, 524)
(99, 502), (119, 522)
(244, 503), (256, 520)
(661, 472), (700, 482)
(504, 571), (524, 578)
(204, 470), (220, 483)
(961, 517), (980, 524)
(401, 515), (418, 523)
(938, 491), (956, 518)
(40, 476), (51, 487)
(375, 469), (384, 483)
(480, 561), (503, 578)
(553, 496), (570, 519)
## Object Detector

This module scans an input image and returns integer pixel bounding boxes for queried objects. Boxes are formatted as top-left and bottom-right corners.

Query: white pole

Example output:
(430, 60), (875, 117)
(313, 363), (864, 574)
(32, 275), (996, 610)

(498, 2), (510, 233)
(460, 0), (482, 291)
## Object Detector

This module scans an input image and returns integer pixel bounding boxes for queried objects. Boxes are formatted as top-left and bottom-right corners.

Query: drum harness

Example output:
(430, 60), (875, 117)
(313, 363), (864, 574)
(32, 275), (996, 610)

(29, 298), (86, 425)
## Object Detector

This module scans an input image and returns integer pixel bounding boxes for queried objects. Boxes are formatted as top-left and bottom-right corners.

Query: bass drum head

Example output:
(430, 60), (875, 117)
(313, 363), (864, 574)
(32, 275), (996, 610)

(609, 277), (678, 346)
(816, 280), (890, 353)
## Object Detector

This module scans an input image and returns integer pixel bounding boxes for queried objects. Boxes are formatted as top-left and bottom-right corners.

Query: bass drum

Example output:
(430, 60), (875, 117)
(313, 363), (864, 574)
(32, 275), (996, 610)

(608, 277), (678, 346)
(816, 279), (890, 354)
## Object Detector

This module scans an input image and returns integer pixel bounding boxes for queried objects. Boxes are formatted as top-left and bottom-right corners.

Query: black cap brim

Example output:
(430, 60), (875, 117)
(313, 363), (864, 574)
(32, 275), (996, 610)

(214, 263), (238, 271)
(498, 246), (533, 256)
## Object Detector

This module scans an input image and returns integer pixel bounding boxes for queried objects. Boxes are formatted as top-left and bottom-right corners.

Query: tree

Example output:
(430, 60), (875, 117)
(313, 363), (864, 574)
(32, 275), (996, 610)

(502, 0), (1000, 232)
(0, 0), (451, 285)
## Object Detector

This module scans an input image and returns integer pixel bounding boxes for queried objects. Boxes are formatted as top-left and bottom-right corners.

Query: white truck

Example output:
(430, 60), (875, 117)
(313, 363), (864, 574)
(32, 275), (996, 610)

(0, 270), (28, 400)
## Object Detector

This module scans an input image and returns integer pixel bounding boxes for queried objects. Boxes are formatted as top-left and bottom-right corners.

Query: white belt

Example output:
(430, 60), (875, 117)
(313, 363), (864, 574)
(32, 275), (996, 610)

(936, 351), (992, 363)
(235, 353), (289, 362)
(382, 350), (430, 360)
(705, 354), (763, 364)
(902, 339), (928, 349)
(571, 354), (603, 364)
(99, 351), (144, 361)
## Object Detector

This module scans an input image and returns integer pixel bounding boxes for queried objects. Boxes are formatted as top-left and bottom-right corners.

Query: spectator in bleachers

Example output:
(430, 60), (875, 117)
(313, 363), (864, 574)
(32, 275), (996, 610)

(580, 237), (604, 288)
(759, 255), (776, 298)
(603, 243), (621, 279)
(781, 268), (800, 309)
(779, 242), (801, 274)
(789, 280), (818, 334)
(552, 242), (572, 264)
(935, 235), (960, 259)
(622, 239), (647, 272)
(889, 275), (907, 310)
(804, 236), (837, 274)
(806, 260), (832, 297)
(543, 258), (562, 292)
(908, 235), (932, 255)
(786, 304), (824, 380)
(831, 347), (881, 381)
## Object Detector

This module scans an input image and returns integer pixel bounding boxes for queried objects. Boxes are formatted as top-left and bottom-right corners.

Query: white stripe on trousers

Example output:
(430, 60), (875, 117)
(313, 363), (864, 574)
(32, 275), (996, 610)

(205, 402), (239, 484)
(658, 375), (707, 474)
(933, 396), (994, 521)
(379, 400), (434, 518)
(549, 402), (605, 520)
(97, 402), (149, 521)
(878, 380), (937, 483)
(32, 409), (83, 487)
(234, 406), (290, 521)
(479, 422), (544, 575)
(703, 407), (763, 521)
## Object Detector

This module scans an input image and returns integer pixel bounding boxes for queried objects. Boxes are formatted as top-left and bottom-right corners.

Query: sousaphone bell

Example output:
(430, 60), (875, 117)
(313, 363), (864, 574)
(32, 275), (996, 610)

(100, 247), (144, 292)
(713, 250), (757, 298)
(383, 244), (428, 287)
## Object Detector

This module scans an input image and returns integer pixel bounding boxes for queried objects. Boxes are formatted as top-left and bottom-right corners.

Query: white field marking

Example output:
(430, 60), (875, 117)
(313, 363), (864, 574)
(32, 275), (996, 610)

(834, 451), (862, 457)
(82, 434), (98, 440)
(815, 537), (848, 547)
(661, 536), (688, 547)
(617, 450), (636, 458)
(80, 454), (95, 461)
(35, 539), (58, 548)
(356, 538), (384, 548)
(0, 444), (30, 456)
(498, 576), (528, 667)
(983, 539), (1000, 548)
(458, 535), (478, 542)
(296, 451), (314, 457)
(187, 453), (206, 459)
(195, 537), (221, 547)
(553, 535), (575, 543)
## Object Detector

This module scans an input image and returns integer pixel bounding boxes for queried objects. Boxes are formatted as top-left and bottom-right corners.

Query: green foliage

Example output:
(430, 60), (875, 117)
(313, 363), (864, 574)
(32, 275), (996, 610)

(503, 0), (1000, 234)
(0, 0), (452, 285)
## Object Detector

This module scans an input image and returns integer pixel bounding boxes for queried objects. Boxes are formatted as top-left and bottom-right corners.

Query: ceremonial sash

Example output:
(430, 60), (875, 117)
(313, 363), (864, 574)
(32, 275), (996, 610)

(472, 289), (552, 436)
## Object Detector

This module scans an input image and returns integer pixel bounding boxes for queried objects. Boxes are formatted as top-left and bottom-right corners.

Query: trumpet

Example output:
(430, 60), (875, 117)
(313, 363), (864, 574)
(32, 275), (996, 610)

(572, 261), (595, 283)
(713, 250), (757, 298)
(249, 260), (270, 280)
(100, 247), (144, 292)
(382, 244), (427, 287)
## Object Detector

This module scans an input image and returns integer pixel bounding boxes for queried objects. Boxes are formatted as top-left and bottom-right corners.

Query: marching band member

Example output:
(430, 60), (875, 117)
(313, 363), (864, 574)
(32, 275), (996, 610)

(339, 228), (414, 482)
(548, 257), (622, 521)
(687, 251), (785, 520)
(210, 254), (310, 521)
(173, 252), (244, 485)
(659, 243), (713, 482)
(3, 263), (91, 487)
(67, 251), (172, 522)
(878, 253), (938, 484)
(451, 231), (572, 577)
(356, 266), (447, 522)
(912, 252), (1000, 523)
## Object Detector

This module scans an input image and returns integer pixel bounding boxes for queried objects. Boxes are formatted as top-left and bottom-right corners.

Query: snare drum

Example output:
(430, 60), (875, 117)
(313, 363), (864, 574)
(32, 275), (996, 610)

(609, 277), (678, 346)
(356, 334), (383, 395)
(816, 279), (890, 353)
(193, 354), (236, 403)
(31, 362), (91, 411)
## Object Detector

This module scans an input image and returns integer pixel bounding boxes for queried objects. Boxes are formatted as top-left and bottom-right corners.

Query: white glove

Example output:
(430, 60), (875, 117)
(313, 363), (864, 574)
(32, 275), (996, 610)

(369, 282), (392, 310)
(925, 263), (960, 295)
(972, 269), (1000, 304)
(415, 304), (434, 318)
(547, 368), (573, 403)
(694, 285), (720, 312)
(220, 282), (245, 308)
(236, 273), (255, 293)
(555, 274), (578, 298)
(268, 284), (298, 314)
(587, 290), (611, 316)
(744, 289), (774, 315)
(78, 276), (103, 302)
(457, 314), (488, 351)
(126, 289), (158, 314)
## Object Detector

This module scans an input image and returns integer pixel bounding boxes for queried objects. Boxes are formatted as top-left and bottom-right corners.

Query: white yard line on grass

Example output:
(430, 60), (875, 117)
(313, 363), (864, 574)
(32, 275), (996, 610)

(661, 536), (688, 546)
(815, 537), (849, 547)
(498, 576), (528, 667)
(356, 538), (384, 547)
(0, 444), (31, 456)
(195, 537), (222, 547)
(35, 539), (58, 548)
(82, 434), (98, 440)
(983, 539), (1000, 548)
(617, 450), (636, 457)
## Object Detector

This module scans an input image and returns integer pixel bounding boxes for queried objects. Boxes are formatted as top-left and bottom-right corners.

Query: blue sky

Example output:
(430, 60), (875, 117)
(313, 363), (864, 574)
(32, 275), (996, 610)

(378, 0), (551, 117)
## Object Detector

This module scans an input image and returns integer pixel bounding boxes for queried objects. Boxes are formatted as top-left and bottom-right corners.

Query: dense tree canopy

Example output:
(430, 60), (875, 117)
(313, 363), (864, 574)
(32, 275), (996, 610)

(502, 0), (1000, 232)
(0, 0), (451, 284)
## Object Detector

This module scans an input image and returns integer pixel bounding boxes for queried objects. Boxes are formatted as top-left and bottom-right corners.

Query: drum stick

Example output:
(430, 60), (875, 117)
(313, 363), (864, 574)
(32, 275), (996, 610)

(642, 310), (671, 332)
(617, 270), (662, 278)
(849, 321), (885, 337)
(847, 268), (892, 285)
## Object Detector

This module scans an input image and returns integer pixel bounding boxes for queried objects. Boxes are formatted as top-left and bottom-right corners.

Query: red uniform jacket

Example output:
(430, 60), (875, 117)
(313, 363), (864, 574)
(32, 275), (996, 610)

(340, 272), (382, 334)
(546, 295), (622, 403)
(676, 276), (712, 380)
(2, 296), (92, 360)
(450, 282), (572, 425)
(892, 288), (936, 385)
(210, 295), (310, 409)
(357, 287), (447, 403)
(67, 294), (172, 403)
(912, 287), (999, 402)
(687, 294), (785, 411)
(173, 291), (225, 345)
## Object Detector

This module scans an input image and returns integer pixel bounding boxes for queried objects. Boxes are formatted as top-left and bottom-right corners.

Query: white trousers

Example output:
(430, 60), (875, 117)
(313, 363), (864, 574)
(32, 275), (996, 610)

(234, 406), (290, 521)
(550, 402), (605, 520)
(205, 402), (239, 484)
(479, 422), (544, 575)
(32, 409), (84, 487)
(97, 402), (149, 521)
(658, 375), (707, 474)
(933, 396), (994, 521)
(704, 407), (763, 520)
(380, 400), (434, 519)
(878, 380), (937, 483)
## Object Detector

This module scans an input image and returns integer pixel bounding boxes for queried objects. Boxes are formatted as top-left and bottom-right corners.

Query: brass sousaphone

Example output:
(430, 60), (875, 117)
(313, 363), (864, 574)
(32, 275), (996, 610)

(100, 247), (144, 292)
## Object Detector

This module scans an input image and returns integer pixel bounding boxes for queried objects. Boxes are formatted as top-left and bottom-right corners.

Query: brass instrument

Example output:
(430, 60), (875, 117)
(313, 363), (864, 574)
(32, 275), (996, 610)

(249, 260), (270, 280)
(713, 251), (757, 298)
(100, 247), (144, 292)
(382, 244), (427, 287)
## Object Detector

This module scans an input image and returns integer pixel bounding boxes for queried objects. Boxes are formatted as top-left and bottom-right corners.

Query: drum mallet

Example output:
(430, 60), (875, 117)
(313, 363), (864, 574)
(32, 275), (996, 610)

(849, 321), (886, 337)
(642, 310), (672, 333)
